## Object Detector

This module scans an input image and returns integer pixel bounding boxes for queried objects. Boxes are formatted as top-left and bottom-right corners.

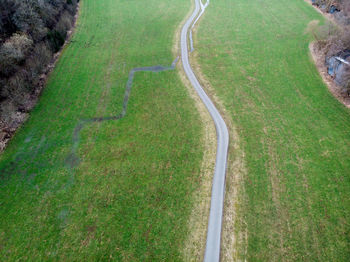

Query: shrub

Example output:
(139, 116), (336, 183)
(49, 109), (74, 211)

(47, 30), (65, 52)
(305, 20), (339, 42)
(2, 70), (31, 110)
(0, 0), (18, 39)
(28, 42), (53, 74)
(25, 42), (53, 89)
(0, 99), (17, 125)
(345, 69), (350, 92)
(66, 0), (78, 15)
(324, 26), (350, 55)
(0, 33), (33, 76)
(48, 11), (73, 52)
(12, 3), (47, 42)
(36, 1), (60, 29)
(55, 11), (73, 37)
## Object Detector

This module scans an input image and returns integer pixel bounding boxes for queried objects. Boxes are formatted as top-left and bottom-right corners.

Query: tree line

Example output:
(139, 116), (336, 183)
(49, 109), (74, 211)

(0, 0), (78, 146)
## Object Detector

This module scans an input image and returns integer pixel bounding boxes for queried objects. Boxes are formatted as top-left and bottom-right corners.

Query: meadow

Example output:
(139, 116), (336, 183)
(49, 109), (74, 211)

(0, 0), (205, 260)
(196, 0), (350, 260)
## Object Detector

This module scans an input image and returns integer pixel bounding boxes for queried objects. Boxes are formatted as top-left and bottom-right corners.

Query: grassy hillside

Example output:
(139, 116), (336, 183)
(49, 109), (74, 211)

(0, 0), (204, 260)
(196, 0), (350, 260)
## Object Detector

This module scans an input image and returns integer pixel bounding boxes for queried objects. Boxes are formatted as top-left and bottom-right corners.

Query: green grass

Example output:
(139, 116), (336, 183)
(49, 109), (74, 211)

(0, 0), (204, 260)
(196, 0), (350, 260)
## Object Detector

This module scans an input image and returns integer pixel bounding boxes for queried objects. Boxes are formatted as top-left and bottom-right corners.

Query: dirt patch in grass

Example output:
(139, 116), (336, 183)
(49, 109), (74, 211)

(309, 42), (350, 108)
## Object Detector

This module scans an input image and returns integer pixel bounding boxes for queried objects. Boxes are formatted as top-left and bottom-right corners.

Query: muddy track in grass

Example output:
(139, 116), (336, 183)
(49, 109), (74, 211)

(64, 58), (179, 180)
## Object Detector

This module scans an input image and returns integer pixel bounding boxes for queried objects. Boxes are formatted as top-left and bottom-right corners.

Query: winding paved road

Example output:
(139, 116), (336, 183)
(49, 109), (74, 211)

(180, 0), (229, 261)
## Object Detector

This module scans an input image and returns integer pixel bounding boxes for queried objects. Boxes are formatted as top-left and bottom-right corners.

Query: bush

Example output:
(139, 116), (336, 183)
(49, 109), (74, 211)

(0, 0), (18, 40)
(25, 42), (53, 88)
(55, 11), (73, 37)
(343, 1), (350, 14)
(36, 1), (60, 30)
(47, 30), (65, 52)
(324, 26), (350, 55)
(48, 11), (73, 52)
(345, 69), (350, 92)
(28, 42), (53, 75)
(0, 99), (17, 125)
(0, 33), (33, 76)
(12, 3), (47, 42)
(305, 20), (339, 43)
(2, 71), (31, 109)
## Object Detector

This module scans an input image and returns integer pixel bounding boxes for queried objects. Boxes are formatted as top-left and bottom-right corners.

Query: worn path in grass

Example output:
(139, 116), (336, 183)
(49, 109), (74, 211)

(194, 0), (350, 261)
(0, 0), (205, 260)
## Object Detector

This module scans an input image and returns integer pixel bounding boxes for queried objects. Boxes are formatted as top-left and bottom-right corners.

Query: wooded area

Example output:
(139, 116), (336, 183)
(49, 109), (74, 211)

(0, 0), (78, 150)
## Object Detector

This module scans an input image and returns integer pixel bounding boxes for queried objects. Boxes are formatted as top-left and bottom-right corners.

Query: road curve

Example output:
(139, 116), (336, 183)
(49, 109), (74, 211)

(180, 0), (229, 261)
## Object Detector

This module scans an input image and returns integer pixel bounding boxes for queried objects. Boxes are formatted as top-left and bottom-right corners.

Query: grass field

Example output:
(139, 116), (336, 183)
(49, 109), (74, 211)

(0, 0), (205, 260)
(195, 0), (350, 260)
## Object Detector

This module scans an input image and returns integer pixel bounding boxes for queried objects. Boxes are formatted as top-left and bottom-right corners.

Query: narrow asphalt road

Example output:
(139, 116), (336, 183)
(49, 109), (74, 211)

(180, 0), (229, 261)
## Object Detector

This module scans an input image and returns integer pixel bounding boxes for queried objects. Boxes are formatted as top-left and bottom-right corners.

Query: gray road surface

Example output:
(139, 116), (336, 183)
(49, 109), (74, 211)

(180, 0), (229, 261)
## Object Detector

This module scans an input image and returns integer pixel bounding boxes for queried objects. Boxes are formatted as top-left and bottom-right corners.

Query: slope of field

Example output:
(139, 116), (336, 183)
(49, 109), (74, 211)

(195, 0), (350, 260)
(0, 0), (204, 260)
